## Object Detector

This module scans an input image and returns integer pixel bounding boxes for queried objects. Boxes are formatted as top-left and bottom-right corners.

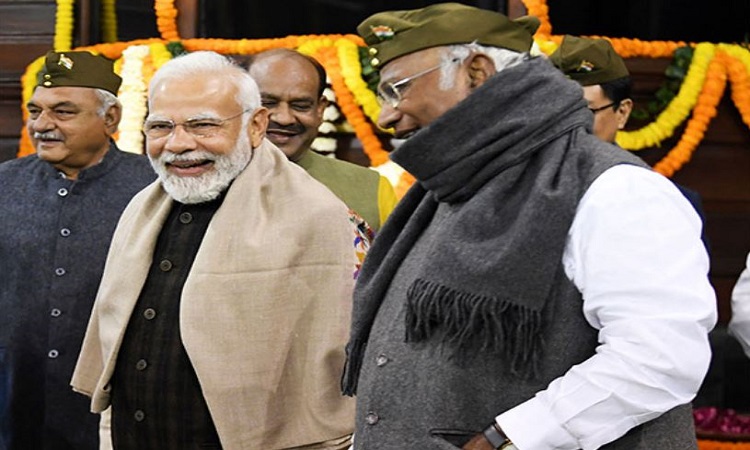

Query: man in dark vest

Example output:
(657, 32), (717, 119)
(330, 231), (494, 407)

(0, 51), (155, 449)
(248, 48), (398, 231)
(342, 4), (716, 449)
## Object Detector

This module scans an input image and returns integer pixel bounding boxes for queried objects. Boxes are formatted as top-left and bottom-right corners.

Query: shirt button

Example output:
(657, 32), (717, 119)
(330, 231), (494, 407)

(179, 212), (193, 224)
(134, 410), (145, 422)
(50, 308), (62, 317)
(57, 188), (69, 197)
(48, 349), (59, 359)
(159, 259), (173, 271)
(365, 412), (379, 425)
(135, 359), (148, 371)
(60, 228), (71, 237)
(143, 308), (157, 320)
(55, 267), (66, 276)
(376, 354), (389, 367)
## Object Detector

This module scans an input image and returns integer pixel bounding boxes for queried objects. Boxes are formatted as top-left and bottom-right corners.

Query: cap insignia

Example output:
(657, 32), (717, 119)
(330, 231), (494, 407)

(576, 60), (594, 72)
(371, 25), (394, 41)
(58, 54), (74, 70)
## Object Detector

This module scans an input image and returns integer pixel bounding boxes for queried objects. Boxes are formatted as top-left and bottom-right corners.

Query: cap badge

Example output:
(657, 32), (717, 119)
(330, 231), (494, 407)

(58, 54), (74, 70)
(371, 25), (394, 41)
(576, 60), (594, 72)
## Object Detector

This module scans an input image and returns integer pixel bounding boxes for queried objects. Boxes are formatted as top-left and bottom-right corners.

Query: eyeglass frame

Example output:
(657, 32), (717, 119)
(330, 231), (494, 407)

(377, 58), (461, 109)
(142, 108), (252, 140)
(588, 102), (618, 114)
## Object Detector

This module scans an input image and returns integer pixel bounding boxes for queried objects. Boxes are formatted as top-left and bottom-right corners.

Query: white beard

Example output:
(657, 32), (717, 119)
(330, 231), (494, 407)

(149, 133), (253, 204)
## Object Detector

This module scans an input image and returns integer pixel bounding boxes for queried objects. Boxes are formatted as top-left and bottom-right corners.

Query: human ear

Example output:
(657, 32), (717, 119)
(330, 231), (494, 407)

(249, 107), (269, 147)
(616, 98), (633, 129)
(467, 53), (496, 88)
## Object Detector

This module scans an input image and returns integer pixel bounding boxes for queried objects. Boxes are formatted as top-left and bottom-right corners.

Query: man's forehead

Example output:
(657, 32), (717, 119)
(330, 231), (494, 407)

(29, 85), (98, 105)
(379, 48), (438, 81)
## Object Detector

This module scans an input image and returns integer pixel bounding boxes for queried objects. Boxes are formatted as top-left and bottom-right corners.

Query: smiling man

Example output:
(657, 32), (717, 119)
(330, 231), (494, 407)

(248, 49), (397, 231)
(0, 51), (155, 450)
(72, 50), (366, 449)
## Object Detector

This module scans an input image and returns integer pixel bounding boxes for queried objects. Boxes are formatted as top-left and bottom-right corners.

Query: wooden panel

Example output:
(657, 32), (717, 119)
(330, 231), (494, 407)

(0, 41), (53, 83)
(0, 2), (56, 36)
(0, 137), (19, 162)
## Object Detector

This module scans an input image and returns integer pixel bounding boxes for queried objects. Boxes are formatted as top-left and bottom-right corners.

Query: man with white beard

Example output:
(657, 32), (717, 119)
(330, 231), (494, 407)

(72, 51), (367, 450)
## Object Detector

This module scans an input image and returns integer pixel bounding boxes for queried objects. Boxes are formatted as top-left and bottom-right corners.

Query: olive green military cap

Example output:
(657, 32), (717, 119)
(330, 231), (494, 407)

(357, 2), (540, 68)
(549, 35), (629, 86)
(37, 51), (122, 95)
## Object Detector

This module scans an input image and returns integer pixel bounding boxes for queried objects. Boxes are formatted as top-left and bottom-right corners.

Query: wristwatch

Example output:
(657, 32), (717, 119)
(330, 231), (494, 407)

(482, 422), (516, 449)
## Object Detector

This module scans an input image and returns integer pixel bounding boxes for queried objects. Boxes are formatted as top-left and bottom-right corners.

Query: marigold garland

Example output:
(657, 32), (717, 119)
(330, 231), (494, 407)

(155, 0), (179, 41)
(698, 440), (750, 450)
(652, 50), (727, 177)
(616, 43), (715, 150)
(54, 0), (75, 52)
(18, 0), (750, 183)
(335, 39), (381, 125)
(101, 0), (118, 43)
(307, 45), (389, 167)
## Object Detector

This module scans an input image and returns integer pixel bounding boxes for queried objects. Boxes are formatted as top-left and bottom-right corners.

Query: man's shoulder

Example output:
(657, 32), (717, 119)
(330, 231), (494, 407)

(109, 149), (157, 181)
(308, 151), (380, 177)
(0, 154), (44, 178)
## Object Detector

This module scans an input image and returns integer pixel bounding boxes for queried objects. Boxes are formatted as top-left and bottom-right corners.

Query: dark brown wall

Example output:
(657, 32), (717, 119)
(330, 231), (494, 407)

(0, 0), (56, 162)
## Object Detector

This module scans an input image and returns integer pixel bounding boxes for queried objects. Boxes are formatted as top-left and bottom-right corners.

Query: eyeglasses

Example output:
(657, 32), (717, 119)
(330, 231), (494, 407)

(142, 108), (251, 139)
(377, 58), (460, 109)
(588, 102), (617, 114)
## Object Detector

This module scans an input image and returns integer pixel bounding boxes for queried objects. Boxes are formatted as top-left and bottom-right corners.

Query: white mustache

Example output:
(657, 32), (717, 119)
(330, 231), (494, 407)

(33, 132), (62, 140)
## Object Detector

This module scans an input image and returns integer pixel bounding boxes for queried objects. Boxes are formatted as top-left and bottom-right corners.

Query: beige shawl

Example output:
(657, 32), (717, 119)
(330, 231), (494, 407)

(72, 140), (358, 449)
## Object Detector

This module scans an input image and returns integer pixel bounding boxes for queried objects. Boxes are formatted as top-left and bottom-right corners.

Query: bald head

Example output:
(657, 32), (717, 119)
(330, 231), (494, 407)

(247, 49), (328, 161)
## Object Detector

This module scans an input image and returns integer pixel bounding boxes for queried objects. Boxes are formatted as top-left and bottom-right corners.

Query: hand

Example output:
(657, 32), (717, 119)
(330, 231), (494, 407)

(462, 432), (496, 450)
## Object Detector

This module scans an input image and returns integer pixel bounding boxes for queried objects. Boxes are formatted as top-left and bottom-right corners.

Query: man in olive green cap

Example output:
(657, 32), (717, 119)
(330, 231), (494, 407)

(0, 50), (155, 449)
(343, 3), (714, 450)
(549, 35), (633, 143)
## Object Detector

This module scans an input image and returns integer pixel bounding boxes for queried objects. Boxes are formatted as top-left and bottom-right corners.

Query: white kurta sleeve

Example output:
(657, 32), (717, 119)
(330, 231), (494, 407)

(729, 252), (750, 358)
(497, 165), (717, 450)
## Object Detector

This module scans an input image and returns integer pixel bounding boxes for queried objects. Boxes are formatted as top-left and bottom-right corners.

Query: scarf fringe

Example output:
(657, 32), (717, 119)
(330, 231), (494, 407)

(405, 279), (542, 377)
(341, 339), (366, 396)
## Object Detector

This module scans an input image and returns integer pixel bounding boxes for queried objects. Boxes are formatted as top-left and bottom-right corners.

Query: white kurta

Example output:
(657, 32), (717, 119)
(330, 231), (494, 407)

(499, 165), (717, 450)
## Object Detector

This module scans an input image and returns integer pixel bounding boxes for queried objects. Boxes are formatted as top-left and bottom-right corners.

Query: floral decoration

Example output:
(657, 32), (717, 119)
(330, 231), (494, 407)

(101, 0), (118, 43)
(16, 0), (750, 187)
(54, 0), (75, 52)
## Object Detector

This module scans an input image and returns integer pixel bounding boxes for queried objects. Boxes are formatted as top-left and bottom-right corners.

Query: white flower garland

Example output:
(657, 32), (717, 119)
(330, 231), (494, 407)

(115, 45), (150, 154)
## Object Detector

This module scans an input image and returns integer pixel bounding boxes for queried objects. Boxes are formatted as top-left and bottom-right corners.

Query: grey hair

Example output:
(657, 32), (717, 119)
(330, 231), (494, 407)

(148, 50), (261, 121)
(94, 88), (121, 117)
(438, 42), (529, 90)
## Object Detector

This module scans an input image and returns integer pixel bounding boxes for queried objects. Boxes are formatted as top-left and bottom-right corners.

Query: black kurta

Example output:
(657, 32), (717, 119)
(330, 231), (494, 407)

(0, 144), (155, 450)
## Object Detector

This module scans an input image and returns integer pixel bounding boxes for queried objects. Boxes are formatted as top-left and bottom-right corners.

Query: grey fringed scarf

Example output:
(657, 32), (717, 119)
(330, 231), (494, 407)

(342, 57), (645, 395)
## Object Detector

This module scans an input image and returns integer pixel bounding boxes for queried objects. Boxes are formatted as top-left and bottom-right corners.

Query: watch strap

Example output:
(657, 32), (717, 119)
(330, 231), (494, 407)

(482, 422), (512, 449)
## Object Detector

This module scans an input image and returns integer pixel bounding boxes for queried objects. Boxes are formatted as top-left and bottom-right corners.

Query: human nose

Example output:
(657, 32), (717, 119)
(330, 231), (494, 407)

(30, 110), (55, 132)
(162, 123), (197, 153)
(377, 102), (401, 131)
(270, 103), (295, 126)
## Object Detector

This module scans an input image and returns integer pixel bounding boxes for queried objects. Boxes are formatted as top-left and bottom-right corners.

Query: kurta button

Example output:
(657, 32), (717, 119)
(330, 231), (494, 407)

(159, 259), (172, 271)
(143, 308), (156, 320)
(48, 349), (59, 358)
(134, 410), (145, 422)
(50, 308), (62, 317)
(365, 412), (379, 425)
(135, 359), (148, 371)
(55, 267), (66, 276)
(179, 212), (193, 224)
(57, 188), (68, 197)
(60, 228), (71, 237)
(376, 354), (389, 367)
